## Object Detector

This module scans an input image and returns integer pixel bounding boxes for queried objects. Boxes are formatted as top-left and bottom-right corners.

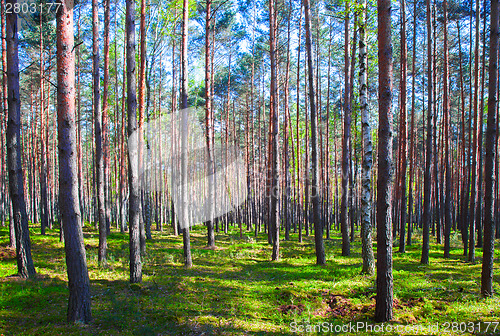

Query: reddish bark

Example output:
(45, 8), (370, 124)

(56, 0), (91, 322)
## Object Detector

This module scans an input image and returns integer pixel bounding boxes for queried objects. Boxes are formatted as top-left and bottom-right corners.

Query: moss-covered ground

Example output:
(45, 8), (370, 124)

(0, 223), (499, 335)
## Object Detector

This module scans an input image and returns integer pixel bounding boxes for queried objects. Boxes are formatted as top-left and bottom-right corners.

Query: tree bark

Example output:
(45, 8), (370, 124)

(126, 0), (142, 283)
(205, 0), (215, 248)
(481, 0), (498, 297)
(341, 2), (351, 256)
(359, 0), (374, 275)
(375, 0), (394, 322)
(92, 0), (107, 265)
(56, 0), (92, 322)
(469, 0), (481, 263)
(421, 0), (433, 265)
(6, 0), (35, 278)
(443, 0), (452, 258)
(181, 0), (192, 268)
(398, 0), (407, 254)
(138, 0), (147, 252)
(102, 0), (111, 236)
(268, 0), (280, 261)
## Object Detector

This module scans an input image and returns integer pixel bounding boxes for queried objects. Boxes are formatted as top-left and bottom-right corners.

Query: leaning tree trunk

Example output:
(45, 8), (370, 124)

(56, 0), (92, 322)
(126, 0), (142, 283)
(303, 0), (325, 265)
(359, 0), (374, 275)
(375, 0), (394, 322)
(6, 0), (35, 278)
(481, 0), (498, 297)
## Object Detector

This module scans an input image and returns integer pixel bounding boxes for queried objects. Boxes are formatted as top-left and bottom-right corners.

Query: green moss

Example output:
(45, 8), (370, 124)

(0, 224), (499, 335)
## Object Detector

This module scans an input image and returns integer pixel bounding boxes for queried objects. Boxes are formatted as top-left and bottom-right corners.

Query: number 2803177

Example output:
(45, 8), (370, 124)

(3, 2), (61, 15)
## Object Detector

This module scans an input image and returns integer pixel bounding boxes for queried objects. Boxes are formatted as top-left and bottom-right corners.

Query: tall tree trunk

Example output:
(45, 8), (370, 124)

(375, 0), (394, 322)
(421, 0), (433, 265)
(39, 18), (49, 235)
(56, 0), (91, 322)
(269, 0), (280, 261)
(138, 0), (147, 253)
(341, 2), (351, 256)
(6, 0), (35, 278)
(119, 28), (127, 233)
(283, 0), (292, 242)
(443, 0), (452, 258)
(205, 0), (215, 248)
(407, 0), (417, 247)
(127, 0), (142, 283)
(359, 0), (374, 275)
(468, 0), (481, 263)
(457, 20), (469, 256)
(0, 0), (6, 232)
(481, 0), (498, 297)
(93, 0), (107, 265)
(476, 7), (488, 248)
(303, 0), (325, 265)
(102, 0), (111, 236)
(398, 0), (407, 253)
(180, 0), (192, 268)
(295, 4), (303, 242)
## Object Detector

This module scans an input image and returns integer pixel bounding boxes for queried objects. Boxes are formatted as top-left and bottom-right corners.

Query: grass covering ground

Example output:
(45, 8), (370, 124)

(0, 223), (499, 335)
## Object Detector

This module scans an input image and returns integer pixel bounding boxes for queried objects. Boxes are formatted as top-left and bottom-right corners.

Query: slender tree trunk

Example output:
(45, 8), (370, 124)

(303, 0), (325, 265)
(126, 0), (142, 283)
(205, 0), (215, 248)
(341, 2), (351, 256)
(407, 0), (417, 247)
(457, 20), (469, 256)
(421, 0), (433, 265)
(0, 0), (6, 231)
(359, 0), (374, 275)
(56, 0), (91, 322)
(138, 0), (147, 253)
(39, 18), (49, 235)
(481, 0), (498, 297)
(398, 0), (408, 253)
(443, 0), (452, 258)
(375, 0), (394, 321)
(6, 0), (35, 278)
(102, 0), (111, 236)
(180, 0), (192, 268)
(119, 28), (127, 233)
(93, 0), (107, 265)
(268, 0), (280, 261)
(170, 28), (178, 236)
(476, 8), (488, 248)
(283, 0), (292, 242)
(468, 0), (481, 263)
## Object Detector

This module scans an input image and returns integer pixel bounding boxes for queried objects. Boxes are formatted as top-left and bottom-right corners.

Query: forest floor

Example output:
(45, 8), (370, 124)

(0, 223), (499, 335)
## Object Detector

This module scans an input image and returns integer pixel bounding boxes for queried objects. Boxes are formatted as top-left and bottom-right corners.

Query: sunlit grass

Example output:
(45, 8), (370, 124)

(0, 221), (499, 335)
